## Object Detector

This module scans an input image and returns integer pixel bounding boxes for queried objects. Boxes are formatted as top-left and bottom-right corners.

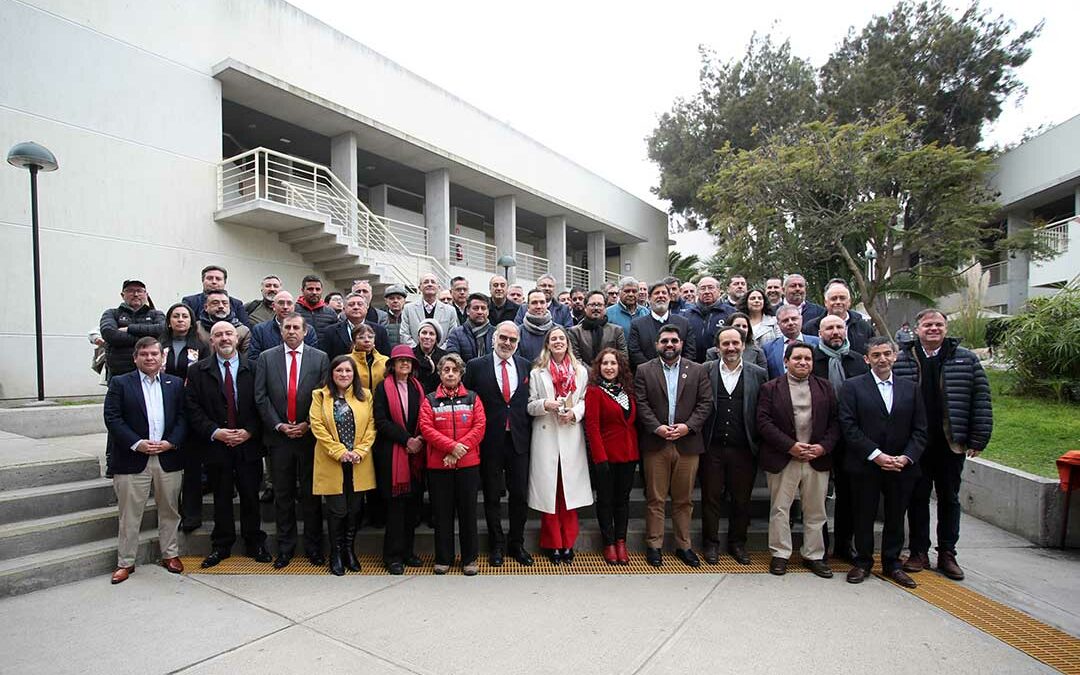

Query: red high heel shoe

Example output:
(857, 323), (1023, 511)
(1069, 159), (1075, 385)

(615, 540), (629, 565)
(602, 544), (618, 565)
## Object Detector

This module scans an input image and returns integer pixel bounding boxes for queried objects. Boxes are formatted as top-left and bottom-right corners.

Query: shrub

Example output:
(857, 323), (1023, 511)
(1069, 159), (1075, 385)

(1002, 285), (1080, 402)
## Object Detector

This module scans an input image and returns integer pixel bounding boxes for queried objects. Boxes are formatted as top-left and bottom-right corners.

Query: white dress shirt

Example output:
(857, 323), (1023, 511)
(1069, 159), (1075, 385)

(867, 372), (894, 461)
(132, 371), (165, 449)
(494, 355), (519, 397)
(720, 360), (743, 395)
(284, 340), (305, 374)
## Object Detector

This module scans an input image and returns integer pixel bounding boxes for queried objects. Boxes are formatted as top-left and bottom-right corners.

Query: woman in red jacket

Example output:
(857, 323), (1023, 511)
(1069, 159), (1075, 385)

(584, 347), (639, 565)
(418, 353), (487, 575)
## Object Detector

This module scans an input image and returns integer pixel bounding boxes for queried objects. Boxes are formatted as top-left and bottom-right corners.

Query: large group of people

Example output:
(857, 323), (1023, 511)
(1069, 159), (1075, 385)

(100, 266), (992, 587)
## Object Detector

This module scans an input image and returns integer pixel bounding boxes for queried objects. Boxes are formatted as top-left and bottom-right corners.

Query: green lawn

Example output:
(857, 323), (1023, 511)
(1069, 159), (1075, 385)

(980, 370), (1080, 479)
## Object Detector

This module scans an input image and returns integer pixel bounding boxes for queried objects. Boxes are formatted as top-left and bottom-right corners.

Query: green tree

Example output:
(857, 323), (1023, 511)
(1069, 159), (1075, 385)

(821, 0), (1041, 148)
(699, 115), (1001, 335)
(668, 250), (703, 281)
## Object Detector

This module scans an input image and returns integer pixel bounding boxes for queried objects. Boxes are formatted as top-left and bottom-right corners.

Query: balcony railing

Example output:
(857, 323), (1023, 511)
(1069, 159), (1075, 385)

(515, 251), (550, 281)
(217, 147), (451, 290)
(604, 270), (622, 285)
(450, 234), (496, 273)
(1034, 216), (1075, 255)
(983, 261), (1008, 287)
(566, 264), (590, 290)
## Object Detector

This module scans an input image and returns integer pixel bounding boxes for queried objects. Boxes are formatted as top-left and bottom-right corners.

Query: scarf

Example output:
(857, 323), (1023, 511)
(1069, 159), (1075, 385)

(598, 378), (630, 416)
(579, 315), (607, 357)
(817, 339), (851, 392)
(548, 356), (577, 399)
(521, 311), (554, 336)
(469, 320), (492, 357)
(386, 376), (426, 496)
(296, 296), (326, 312)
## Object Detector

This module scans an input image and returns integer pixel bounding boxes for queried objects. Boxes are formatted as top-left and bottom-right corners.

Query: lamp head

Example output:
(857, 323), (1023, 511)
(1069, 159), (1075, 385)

(7, 142), (58, 172)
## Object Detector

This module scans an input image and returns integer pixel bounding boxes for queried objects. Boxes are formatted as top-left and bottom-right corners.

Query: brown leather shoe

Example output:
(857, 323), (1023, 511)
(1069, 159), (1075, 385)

(888, 568), (918, 588)
(902, 551), (929, 573)
(162, 557), (184, 574)
(602, 544), (619, 565)
(937, 551), (965, 580)
(802, 558), (834, 579)
(110, 566), (134, 584)
(769, 556), (788, 576)
(846, 566), (868, 584)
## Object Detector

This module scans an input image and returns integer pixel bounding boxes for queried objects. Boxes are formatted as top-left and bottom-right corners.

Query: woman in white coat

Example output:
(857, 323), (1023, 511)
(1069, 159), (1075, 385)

(527, 326), (592, 565)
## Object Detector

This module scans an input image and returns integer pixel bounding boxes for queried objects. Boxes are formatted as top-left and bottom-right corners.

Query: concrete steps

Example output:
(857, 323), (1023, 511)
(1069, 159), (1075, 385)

(0, 531), (160, 598)
(0, 478), (115, 524)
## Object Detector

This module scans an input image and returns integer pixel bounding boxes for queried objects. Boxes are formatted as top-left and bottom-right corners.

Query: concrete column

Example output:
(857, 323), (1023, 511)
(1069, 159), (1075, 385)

(330, 133), (359, 233)
(587, 231), (606, 290)
(621, 242), (665, 286)
(546, 215), (567, 289)
(494, 195), (517, 283)
(368, 184), (388, 216)
(425, 169), (451, 268)
(1006, 211), (1030, 314)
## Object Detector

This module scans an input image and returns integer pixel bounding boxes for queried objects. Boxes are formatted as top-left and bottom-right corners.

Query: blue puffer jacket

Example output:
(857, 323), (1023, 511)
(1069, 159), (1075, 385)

(893, 337), (992, 452)
(678, 301), (734, 363)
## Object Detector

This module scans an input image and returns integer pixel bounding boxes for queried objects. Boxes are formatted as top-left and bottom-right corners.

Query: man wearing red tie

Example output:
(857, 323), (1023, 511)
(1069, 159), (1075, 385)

(255, 313), (330, 568)
(185, 321), (270, 568)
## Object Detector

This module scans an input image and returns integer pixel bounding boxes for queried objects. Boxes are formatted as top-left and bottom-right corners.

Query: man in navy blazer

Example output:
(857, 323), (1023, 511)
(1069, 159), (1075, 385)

(462, 320), (535, 567)
(248, 291), (318, 363)
(319, 293), (391, 361)
(764, 304), (820, 378)
(103, 337), (188, 583)
(838, 336), (927, 588)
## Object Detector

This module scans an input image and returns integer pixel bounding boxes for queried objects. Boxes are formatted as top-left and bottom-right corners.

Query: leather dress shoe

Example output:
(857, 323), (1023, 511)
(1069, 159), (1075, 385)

(769, 556), (788, 576)
(889, 568), (918, 588)
(161, 557), (184, 574)
(307, 552), (325, 567)
(728, 543), (751, 566)
(602, 544), (619, 565)
(675, 548), (701, 568)
(902, 551), (929, 573)
(846, 566), (869, 584)
(387, 561), (405, 575)
(462, 561), (479, 576)
(561, 548), (575, 564)
(510, 545), (534, 566)
(702, 542), (719, 565)
(249, 545), (272, 563)
(489, 548), (505, 567)
(547, 548), (563, 565)
(645, 547), (663, 567)
(433, 563), (450, 575)
(273, 556), (292, 570)
(111, 566), (134, 584)
(802, 558), (834, 579)
(179, 518), (202, 534)
(937, 551), (965, 580)
(615, 540), (629, 565)
(201, 550), (230, 569)
(405, 554), (423, 567)
(259, 487), (274, 503)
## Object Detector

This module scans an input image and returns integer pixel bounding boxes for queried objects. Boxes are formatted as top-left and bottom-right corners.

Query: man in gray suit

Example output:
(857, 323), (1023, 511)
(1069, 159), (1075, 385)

(254, 313), (330, 568)
(701, 327), (768, 565)
(400, 273), (458, 348)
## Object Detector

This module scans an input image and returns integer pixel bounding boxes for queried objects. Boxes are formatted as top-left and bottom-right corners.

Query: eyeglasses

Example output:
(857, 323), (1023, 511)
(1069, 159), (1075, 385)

(586, 302), (605, 308)
(658, 338), (681, 345)
(497, 335), (519, 344)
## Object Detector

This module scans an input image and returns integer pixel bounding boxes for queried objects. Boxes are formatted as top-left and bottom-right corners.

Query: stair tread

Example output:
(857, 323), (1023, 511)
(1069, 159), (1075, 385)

(0, 530), (157, 575)
(0, 501), (157, 537)
(0, 478), (112, 502)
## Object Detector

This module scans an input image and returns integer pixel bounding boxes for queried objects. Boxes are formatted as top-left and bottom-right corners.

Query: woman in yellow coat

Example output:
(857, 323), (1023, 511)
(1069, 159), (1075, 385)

(349, 323), (388, 392)
(309, 354), (376, 576)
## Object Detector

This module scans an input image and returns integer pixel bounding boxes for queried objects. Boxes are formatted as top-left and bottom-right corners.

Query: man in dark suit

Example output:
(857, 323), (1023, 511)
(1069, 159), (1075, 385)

(812, 313), (869, 562)
(567, 291), (627, 366)
(319, 292), (391, 360)
(182, 264), (249, 325)
(103, 336), (188, 584)
(839, 336), (927, 587)
(756, 341), (840, 578)
(487, 275), (519, 326)
(248, 291), (318, 363)
(629, 282), (696, 369)
(701, 327), (768, 565)
(634, 324), (713, 568)
(803, 280), (875, 354)
(254, 313), (330, 568)
(185, 320), (271, 568)
(781, 273), (826, 325)
(763, 305), (820, 378)
(462, 320), (534, 567)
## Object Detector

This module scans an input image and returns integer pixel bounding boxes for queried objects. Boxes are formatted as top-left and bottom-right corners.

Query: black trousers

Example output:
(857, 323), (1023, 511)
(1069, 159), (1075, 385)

(323, 465), (364, 521)
(594, 461), (636, 546)
(908, 445), (965, 554)
(206, 457), (266, 553)
(429, 466), (480, 566)
(480, 431), (530, 550)
(831, 461), (855, 559)
(269, 439), (322, 558)
(180, 447), (204, 524)
(852, 467), (917, 572)
(383, 491), (421, 564)
(700, 444), (756, 546)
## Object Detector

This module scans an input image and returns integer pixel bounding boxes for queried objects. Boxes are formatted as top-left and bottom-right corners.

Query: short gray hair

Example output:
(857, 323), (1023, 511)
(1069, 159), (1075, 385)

(776, 304), (801, 319)
(618, 276), (639, 290)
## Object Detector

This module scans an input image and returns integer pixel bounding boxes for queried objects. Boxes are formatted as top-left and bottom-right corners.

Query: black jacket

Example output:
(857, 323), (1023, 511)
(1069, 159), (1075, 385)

(159, 331), (210, 380)
(413, 346), (448, 394)
(804, 310), (876, 355)
(893, 337), (992, 452)
(319, 319), (391, 362)
(183, 292), (249, 326)
(628, 313), (696, 369)
(99, 304), (166, 379)
(463, 354), (533, 455)
(372, 377), (425, 498)
(838, 372), (927, 474)
(489, 299), (520, 327)
(184, 355), (264, 465)
(811, 345), (870, 386)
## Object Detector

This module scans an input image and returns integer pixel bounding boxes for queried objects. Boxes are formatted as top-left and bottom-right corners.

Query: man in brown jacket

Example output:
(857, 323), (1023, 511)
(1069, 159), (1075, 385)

(756, 341), (840, 578)
(634, 324), (713, 568)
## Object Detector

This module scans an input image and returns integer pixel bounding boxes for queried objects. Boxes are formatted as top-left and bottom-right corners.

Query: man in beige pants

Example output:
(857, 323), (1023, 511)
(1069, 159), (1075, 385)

(103, 336), (188, 584)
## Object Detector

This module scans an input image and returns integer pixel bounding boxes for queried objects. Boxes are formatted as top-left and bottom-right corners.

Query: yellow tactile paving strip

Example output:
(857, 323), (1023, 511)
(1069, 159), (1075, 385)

(180, 554), (1080, 673)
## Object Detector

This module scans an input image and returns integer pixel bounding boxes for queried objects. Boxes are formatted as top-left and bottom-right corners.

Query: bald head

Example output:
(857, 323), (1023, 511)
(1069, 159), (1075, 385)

(819, 314), (847, 348)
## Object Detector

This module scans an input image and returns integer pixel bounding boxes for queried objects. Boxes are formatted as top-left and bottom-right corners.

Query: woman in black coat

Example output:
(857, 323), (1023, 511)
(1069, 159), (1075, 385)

(412, 319), (447, 394)
(372, 345), (427, 574)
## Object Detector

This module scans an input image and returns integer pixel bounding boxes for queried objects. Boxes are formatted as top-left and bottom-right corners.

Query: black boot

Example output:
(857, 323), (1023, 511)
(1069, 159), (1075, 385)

(327, 518), (345, 577)
(343, 513), (361, 573)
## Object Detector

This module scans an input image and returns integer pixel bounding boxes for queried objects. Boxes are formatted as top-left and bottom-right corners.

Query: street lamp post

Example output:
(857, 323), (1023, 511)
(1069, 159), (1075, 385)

(497, 254), (517, 283)
(7, 142), (58, 402)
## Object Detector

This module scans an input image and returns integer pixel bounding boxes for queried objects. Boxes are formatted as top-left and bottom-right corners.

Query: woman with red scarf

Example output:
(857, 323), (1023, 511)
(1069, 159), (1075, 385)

(527, 327), (592, 564)
(373, 345), (427, 575)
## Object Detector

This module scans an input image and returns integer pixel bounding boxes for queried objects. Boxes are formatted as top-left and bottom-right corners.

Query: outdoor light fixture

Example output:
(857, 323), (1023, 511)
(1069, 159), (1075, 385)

(497, 254), (517, 280)
(7, 141), (58, 401)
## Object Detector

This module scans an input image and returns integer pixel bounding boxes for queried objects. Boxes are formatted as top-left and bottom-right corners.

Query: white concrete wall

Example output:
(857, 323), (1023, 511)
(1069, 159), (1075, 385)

(992, 114), (1080, 208)
(1030, 219), (1080, 288)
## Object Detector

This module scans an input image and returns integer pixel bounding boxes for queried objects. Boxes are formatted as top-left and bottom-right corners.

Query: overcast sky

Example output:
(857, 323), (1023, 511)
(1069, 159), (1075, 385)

(289, 0), (1076, 255)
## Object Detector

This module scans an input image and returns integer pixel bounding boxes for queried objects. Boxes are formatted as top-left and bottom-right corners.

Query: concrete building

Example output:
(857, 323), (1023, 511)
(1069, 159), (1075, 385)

(0, 0), (667, 399)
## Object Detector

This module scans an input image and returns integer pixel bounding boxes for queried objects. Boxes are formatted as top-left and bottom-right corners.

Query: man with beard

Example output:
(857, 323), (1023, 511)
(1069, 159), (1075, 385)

(488, 275), (519, 326)
(681, 276), (734, 364)
(722, 275), (748, 315)
(804, 280), (875, 355)
(605, 276), (649, 335)
(513, 273), (573, 328)
(183, 265), (249, 325)
(294, 275), (339, 336)
(445, 293), (495, 362)
(568, 287), (587, 325)
(194, 289), (251, 358)
(244, 275), (281, 327)
(248, 291), (318, 363)
(517, 289), (556, 364)
(629, 282), (695, 369)
(567, 291), (627, 366)
(782, 273), (826, 325)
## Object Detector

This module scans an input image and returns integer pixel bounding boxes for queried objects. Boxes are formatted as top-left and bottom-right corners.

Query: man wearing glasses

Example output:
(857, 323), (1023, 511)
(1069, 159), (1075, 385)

(567, 291), (628, 367)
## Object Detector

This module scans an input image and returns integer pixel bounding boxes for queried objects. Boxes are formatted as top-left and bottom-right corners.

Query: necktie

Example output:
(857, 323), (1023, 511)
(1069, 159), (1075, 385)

(287, 350), (299, 423)
(223, 359), (237, 428)
(500, 359), (512, 430)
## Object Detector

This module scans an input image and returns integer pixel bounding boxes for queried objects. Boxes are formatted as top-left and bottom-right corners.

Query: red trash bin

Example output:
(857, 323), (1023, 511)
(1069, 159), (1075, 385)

(1055, 451), (1080, 548)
